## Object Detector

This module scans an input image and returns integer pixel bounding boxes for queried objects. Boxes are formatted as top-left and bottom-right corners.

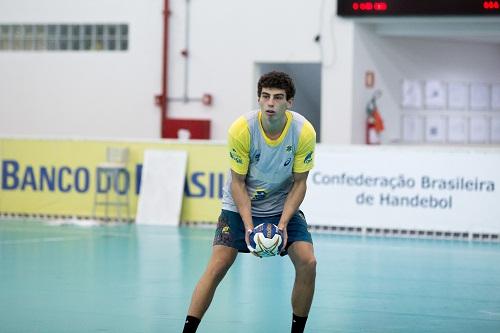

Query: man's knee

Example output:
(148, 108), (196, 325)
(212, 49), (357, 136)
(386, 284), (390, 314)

(205, 247), (237, 281)
(289, 243), (317, 274)
(299, 255), (317, 277)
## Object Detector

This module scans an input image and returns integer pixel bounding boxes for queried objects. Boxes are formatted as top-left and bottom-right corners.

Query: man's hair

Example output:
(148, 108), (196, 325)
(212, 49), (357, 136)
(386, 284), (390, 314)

(257, 71), (296, 101)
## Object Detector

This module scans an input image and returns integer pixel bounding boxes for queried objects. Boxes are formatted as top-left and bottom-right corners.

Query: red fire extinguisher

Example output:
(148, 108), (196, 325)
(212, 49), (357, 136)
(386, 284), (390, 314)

(366, 90), (384, 145)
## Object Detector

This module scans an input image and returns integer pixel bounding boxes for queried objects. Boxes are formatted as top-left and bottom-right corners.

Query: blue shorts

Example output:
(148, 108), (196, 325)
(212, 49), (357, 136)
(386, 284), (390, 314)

(213, 209), (313, 256)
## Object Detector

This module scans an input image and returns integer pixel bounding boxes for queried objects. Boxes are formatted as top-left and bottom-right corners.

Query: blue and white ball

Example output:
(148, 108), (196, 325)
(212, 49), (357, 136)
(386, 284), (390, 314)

(249, 223), (283, 257)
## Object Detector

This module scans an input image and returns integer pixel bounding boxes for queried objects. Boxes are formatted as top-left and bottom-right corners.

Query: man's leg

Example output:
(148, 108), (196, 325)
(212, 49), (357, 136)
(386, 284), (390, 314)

(288, 241), (317, 333)
(183, 245), (238, 332)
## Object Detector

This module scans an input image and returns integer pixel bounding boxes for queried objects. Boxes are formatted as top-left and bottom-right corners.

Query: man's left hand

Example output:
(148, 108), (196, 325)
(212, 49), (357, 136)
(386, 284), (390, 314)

(278, 225), (288, 255)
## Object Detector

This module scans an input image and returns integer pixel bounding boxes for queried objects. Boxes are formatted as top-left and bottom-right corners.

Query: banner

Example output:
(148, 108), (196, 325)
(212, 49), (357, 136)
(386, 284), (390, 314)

(0, 138), (228, 222)
(302, 146), (500, 233)
(3, 139), (500, 232)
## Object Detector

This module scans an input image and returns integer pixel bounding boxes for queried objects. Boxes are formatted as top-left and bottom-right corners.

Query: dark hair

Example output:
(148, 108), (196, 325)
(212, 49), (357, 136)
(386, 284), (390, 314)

(257, 71), (295, 101)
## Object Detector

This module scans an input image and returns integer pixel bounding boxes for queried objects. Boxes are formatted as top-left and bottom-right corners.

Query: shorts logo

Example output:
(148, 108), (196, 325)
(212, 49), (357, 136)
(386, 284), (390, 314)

(284, 157), (291, 167)
(213, 214), (232, 246)
(230, 148), (243, 164)
(304, 151), (313, 164)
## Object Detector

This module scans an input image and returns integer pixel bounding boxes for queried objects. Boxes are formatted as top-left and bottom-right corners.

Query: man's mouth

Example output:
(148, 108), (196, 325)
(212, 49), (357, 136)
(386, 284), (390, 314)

(265, 110), (276, 115)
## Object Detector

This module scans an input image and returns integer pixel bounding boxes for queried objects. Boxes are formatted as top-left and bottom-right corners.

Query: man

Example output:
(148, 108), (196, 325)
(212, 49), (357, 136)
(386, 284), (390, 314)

(182, 71), (317, 333)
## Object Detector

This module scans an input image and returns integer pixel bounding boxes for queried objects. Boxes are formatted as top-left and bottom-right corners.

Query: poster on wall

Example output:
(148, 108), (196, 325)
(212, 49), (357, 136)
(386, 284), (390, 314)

(402, 115), (424, 143)
(401, 80), (423, 109)
(424, 80), (446, 109)
(425, 116), (446, 143)
(302, 146), (500, 233)
(491, 118), (500, 143)
(470, 83), (490, 110)
(469, 116), (490, 143)
(448, 82), (468, 110)
(492, 84), (500, 110)
(448, 116), (468, 143)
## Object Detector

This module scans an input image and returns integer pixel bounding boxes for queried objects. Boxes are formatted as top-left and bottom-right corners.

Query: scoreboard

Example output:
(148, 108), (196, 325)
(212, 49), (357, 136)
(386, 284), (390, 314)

(337, 0), (500, 16)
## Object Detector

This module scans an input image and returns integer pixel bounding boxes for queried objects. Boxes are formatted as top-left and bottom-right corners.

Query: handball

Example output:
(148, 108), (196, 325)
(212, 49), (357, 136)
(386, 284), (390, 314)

(249, 223), (283, 257)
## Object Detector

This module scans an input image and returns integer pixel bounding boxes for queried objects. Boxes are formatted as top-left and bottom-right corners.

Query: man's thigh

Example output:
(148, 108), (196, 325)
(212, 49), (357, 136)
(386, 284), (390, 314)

(213, 210), (248, 252)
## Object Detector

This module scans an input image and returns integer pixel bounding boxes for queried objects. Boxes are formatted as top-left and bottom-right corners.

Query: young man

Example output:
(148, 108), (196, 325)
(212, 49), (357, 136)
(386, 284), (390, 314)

(182, 71), (317, 333)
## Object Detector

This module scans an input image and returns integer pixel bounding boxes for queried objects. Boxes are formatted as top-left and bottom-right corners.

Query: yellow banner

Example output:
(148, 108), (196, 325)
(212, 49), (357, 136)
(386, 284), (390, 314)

(0, 138), (228, 223)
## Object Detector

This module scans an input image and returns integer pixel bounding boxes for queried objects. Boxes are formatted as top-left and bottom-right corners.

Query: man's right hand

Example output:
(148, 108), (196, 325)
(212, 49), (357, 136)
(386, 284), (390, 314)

(245, 227), (262, 258)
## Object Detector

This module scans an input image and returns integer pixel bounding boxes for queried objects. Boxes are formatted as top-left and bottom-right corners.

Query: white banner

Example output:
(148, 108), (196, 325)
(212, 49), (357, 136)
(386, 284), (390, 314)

(302, 146), (500, 233)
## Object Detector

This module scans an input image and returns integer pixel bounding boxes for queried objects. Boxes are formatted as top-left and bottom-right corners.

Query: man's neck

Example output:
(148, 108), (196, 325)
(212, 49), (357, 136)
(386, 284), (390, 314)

(261, 112), (287, 140)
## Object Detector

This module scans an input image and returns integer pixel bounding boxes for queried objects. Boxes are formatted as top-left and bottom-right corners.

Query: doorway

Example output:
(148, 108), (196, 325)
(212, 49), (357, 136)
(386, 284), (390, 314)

(256, 63), (322, 142)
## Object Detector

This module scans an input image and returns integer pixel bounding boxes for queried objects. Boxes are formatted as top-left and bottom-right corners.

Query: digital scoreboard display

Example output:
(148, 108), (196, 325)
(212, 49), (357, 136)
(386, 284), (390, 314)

(337, 0), (500, 16)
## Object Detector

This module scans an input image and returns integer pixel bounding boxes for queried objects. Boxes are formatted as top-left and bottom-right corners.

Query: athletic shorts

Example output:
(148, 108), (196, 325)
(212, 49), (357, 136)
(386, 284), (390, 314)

(213, 209), (313, 256)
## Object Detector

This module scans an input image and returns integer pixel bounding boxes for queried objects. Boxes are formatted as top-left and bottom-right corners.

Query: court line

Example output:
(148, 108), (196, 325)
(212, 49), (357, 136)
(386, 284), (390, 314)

(0, 227), (213, 242)
(479, 310), (500, 316)
(0, 237), (84, 245)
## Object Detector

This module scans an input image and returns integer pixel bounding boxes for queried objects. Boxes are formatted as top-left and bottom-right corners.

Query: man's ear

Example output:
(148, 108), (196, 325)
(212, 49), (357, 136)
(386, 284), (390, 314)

(287, 98), (294, 108)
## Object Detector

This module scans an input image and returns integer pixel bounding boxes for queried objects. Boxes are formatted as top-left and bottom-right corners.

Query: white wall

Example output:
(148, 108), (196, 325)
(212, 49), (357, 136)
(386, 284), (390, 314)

(1, 0), (499, 145)
(167, 0), (334, 140)
(168, 0), (357, 143)
(352, 23), (500, 144)
(0, 0), (164, 138)
(0, 0), (358, 143)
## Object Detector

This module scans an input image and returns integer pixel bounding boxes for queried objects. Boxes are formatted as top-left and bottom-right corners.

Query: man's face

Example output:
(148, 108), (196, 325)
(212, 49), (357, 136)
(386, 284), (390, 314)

(258, 88), (292, 120)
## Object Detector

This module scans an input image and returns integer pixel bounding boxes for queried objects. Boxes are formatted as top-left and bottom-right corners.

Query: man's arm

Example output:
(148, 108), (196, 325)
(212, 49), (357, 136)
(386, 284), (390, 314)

(277, 171), (309, 247)
(230, 170), (254, 233)
(231, 170), (261, 256)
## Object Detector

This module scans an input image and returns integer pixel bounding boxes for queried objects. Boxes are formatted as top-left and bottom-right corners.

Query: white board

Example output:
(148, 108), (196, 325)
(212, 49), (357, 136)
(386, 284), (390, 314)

(424, 80), (446, 109)
(447, 82), (468, 110)
(469, 116), (490, 143)
(401, 80), (423, 109)
(448, 116), (468, 143)
(491, 117), (500, 143)
(136, 150), (188, 226)
(470, 83), (490, 110)
(402, 115), (424, 143)
(425, 116), (446, 143)
(492, 84), (500, 110)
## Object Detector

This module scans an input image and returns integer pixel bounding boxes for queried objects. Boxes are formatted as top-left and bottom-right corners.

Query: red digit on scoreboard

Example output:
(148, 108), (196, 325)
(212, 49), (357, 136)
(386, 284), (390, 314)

(483, 1), (500, 9)
(352, 1), (388, 12)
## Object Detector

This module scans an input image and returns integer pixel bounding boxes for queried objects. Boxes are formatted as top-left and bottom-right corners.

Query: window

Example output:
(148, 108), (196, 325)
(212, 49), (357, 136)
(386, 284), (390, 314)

(0, 24), (129, 52)
(0, 25), (10, 50)
(35, 25), (46, 50)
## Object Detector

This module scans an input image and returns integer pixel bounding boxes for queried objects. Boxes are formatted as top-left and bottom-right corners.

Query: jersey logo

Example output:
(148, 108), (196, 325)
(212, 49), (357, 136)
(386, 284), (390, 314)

(304, 151), (313, 164)
(254, 152), (261, 163)
(252, 189), (267, 201)
(230, 148), (243, 164)
(284, 157), (291, 167)
(286, 145), (293, 152)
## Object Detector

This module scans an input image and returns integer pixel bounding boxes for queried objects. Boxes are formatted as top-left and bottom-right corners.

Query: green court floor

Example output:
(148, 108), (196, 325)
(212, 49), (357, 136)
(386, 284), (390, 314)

(1, 219), (500, 333)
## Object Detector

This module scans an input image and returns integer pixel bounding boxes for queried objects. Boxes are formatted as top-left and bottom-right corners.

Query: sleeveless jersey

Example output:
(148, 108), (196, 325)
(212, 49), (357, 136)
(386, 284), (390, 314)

(221, 110), (316, 217)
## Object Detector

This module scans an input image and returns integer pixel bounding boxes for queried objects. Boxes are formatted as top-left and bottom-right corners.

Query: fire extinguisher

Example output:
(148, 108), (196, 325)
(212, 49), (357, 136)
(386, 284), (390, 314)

(366, 90), (384, 145)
